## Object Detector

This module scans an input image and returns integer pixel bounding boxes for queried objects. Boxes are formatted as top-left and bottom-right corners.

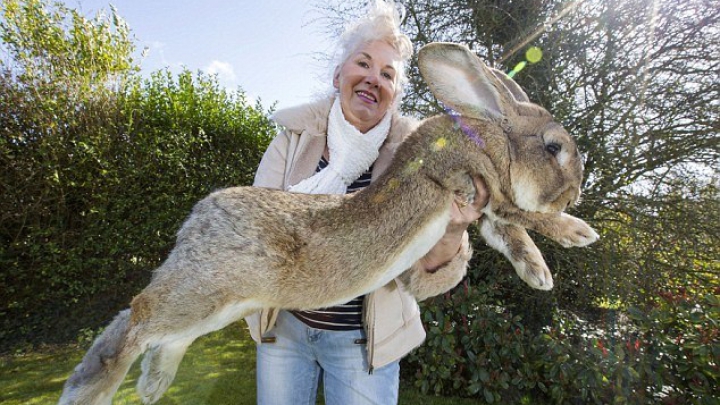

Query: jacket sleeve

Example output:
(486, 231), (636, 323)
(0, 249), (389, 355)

(397, 231), (473, 301)
(253, 130), (291, 189)
(246, 131), (291, 342)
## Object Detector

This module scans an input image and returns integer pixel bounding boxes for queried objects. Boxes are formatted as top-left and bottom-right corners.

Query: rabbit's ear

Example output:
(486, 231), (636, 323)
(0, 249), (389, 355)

(418, 42), (513, 120)
(491, 68), (530, 103)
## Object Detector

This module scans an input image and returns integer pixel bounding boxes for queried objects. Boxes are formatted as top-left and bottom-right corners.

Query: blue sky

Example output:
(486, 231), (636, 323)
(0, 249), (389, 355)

(67, 0), (335, 110)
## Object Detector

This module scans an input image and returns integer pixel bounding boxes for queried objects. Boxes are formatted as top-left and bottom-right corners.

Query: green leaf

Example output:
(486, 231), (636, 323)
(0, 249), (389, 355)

(483, 388), (495, 403)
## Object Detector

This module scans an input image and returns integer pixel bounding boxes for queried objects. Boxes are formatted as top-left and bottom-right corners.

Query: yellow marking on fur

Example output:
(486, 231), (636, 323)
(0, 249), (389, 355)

(371, 178), (400, 204)
(403, 158), (424, 176)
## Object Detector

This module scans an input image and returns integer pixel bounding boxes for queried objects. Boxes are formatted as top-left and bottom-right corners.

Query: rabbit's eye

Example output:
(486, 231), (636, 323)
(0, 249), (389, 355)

(545, 143), (561, 156)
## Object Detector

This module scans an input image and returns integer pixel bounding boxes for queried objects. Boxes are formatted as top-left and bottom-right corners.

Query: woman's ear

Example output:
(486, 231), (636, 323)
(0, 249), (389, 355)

(332, 65), (341, 90)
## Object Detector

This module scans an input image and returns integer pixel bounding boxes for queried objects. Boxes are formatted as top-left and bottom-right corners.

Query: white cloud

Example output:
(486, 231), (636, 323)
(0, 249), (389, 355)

(149, 40), (166, 50)
(205, 60), (237, 83)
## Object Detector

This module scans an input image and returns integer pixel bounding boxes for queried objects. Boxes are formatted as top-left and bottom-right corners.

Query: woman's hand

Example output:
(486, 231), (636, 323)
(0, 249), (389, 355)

(447, 175), (489, 233)
(421, 176), (489, 271)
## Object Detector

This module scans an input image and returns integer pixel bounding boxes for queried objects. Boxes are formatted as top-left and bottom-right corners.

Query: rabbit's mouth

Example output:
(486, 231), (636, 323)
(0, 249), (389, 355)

(522, 184), (579, 213)
(512, 175), (578, 213)
(548, 185), (580, 212)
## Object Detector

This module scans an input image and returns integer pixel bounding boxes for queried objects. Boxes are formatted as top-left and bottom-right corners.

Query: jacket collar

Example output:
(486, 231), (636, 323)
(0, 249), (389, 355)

(272, 95), (419, 186)
(272, 97), (334, 137)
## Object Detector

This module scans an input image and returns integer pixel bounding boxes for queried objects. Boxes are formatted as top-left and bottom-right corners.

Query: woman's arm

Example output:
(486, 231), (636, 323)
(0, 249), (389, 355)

(398, 176), (489, 300)
(252, 130), (291, 190)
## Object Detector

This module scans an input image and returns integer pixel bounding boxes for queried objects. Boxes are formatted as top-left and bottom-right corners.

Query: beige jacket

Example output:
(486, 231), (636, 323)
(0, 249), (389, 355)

(245, 96), (472, 370)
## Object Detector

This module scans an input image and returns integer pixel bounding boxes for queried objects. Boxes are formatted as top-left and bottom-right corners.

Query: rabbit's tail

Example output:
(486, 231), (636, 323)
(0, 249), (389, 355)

(137, 338), (194, 404)
(58, 309), (142, 405)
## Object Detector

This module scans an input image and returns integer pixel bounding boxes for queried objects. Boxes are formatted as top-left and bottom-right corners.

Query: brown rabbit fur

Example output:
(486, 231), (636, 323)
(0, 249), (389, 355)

(58, 43), (598, 405)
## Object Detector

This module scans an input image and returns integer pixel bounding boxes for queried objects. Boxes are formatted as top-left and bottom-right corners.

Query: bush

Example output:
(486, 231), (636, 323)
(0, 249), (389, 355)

(405, 279), (720, 404)
(404, 245), (544, 404)
(0, 1), (276, 356)
(0, 67), (274, 352)
(626, 292), (720, 404)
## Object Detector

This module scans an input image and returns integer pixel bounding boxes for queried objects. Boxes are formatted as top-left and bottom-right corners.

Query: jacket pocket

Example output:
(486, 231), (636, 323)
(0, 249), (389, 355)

(372, 280), (419, 344)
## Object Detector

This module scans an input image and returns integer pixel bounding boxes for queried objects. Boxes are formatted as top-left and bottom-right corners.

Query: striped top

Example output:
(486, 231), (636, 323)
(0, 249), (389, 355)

(290, 155), (372, 330)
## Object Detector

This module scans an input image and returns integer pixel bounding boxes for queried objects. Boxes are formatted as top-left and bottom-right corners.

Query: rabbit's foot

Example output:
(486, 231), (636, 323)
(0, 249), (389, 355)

(553, 213), (599, 248)
(138, 365), (175, 404)
(137, 340), (191, 404)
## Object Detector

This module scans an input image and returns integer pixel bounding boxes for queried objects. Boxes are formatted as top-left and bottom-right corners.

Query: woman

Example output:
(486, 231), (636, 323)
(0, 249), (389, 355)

(246, 2), (488, 404)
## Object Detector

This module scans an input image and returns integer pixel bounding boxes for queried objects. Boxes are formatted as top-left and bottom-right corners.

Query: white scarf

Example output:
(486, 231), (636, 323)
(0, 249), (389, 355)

(288, 98), (392, 195)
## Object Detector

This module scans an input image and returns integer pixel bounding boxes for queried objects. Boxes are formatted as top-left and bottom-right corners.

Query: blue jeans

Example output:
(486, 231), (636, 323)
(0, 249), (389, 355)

(256, 310), (400, 405)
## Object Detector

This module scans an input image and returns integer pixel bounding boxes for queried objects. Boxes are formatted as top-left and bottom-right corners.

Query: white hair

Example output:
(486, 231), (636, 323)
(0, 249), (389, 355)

(332, 0), (413, 103)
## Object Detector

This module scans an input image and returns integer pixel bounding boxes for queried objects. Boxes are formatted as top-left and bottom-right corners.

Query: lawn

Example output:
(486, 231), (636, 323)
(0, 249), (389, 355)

(0, 323), (479, 405)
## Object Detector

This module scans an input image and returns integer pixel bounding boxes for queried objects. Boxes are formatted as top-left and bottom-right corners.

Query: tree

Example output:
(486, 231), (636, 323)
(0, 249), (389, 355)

(317, 0), (719, 308)
(527, 0), (720, 308)
(0, 0), (138, 111)
(317, 0), (719, 400)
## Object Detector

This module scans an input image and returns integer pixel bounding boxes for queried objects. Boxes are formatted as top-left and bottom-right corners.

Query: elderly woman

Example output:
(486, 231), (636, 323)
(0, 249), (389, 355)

(245, 1), (488, 404)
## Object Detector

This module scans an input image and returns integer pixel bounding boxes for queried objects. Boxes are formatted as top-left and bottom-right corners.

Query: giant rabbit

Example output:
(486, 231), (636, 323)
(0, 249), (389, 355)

(59, 42), (598, 405)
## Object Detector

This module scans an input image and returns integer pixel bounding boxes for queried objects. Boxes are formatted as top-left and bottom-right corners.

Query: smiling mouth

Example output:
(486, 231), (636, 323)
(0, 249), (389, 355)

(356, 90), (377, 103)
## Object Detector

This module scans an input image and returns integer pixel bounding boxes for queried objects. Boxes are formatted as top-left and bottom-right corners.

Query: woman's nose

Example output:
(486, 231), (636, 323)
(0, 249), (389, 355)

(365, 72), (379, 86)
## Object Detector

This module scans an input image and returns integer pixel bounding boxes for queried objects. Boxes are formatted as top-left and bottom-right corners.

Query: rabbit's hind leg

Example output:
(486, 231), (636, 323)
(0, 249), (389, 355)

(59, 309), (144, 405)
(135, 299), (261, 404)
(480, 219), (553, 290)
(137, 338), (193, 404)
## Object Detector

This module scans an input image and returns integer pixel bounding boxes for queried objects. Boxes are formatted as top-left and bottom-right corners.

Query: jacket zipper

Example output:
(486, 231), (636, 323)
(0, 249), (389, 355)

(365, 293), (375, 374)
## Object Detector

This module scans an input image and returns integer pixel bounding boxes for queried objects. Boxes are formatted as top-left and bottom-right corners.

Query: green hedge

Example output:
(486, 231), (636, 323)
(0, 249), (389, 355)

(0, 68), (274, 352)
(404, 265), (720, 404)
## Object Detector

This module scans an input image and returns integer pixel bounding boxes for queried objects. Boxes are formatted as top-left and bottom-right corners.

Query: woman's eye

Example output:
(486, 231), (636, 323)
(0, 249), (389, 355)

(382, 72), (393, 80)
(358, 61), (369, 68)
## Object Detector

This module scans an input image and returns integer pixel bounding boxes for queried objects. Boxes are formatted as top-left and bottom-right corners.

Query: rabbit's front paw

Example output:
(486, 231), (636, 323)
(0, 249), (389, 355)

(555, 213), (600, 247)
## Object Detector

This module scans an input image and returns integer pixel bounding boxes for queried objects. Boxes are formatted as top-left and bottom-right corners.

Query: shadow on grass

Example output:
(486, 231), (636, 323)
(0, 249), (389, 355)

(1, 322), (481, 405)
(0, 345), (84, 405)
(153, 323), (257, 405)
(0, 323), (256, 405)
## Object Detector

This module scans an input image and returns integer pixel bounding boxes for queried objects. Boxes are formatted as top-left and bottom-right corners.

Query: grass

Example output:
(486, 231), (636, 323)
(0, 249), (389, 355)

(0, 323), (479, 405)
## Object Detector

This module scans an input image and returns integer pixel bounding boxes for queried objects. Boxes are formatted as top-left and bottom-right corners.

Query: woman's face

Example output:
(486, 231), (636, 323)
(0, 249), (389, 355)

(333, 40), (401, 133)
